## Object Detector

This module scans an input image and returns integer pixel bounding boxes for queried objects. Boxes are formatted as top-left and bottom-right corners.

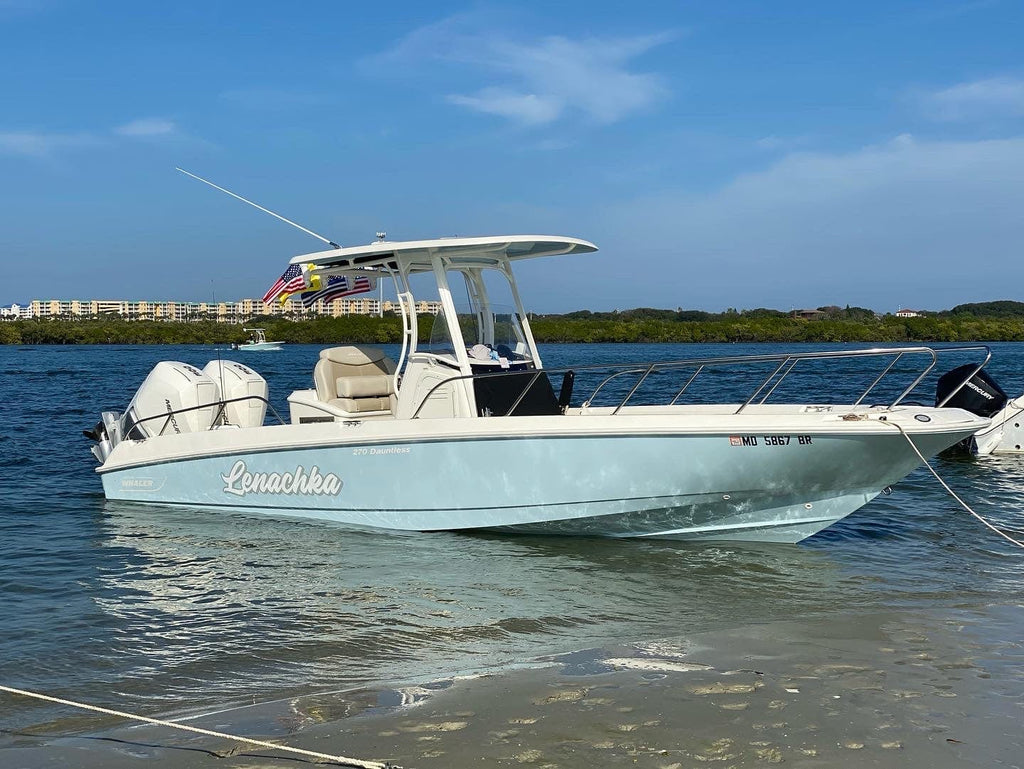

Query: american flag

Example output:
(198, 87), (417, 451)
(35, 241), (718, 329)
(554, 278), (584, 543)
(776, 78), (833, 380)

(300, 275), (375, 308)
(262, 264), (305, 303)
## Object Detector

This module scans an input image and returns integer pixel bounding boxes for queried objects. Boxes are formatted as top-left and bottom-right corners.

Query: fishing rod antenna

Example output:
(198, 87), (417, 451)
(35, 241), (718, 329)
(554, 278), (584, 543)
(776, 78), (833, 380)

(176, 167), (341, 249)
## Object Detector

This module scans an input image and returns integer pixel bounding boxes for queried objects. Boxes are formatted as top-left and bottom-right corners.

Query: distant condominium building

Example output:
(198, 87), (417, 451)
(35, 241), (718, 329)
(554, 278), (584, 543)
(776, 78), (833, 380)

(14, 298), (443, 322)
(0, 303), (33, 319)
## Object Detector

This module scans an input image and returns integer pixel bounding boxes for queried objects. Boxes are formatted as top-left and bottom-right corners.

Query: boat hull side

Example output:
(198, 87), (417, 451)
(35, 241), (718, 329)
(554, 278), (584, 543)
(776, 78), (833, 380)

(99, 430), (963, 542)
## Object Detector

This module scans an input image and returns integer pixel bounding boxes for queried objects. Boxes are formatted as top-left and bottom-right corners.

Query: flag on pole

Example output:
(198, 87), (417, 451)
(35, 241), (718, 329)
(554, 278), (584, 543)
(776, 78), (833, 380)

(261, 264), (304, 304)
(300, 275), (375, 308)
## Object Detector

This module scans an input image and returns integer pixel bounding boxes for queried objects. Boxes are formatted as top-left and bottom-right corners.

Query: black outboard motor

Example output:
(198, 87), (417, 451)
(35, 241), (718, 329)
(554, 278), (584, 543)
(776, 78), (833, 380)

(935, 364), (1008, 417)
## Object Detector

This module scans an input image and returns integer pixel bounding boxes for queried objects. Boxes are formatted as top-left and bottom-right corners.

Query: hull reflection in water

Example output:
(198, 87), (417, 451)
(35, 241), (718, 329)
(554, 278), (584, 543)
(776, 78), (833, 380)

(94, 501), (857, 702)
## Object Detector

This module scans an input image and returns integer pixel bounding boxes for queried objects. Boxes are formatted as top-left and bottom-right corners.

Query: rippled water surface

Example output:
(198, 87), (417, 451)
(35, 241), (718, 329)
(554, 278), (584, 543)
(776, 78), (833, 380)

(2, 342), (1023, 736)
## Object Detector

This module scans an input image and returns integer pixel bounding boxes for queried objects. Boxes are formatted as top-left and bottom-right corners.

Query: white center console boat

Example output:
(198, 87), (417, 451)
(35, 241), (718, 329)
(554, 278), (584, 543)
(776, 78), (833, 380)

(232, 328), (283, 351)
(87, 235), (992, 543)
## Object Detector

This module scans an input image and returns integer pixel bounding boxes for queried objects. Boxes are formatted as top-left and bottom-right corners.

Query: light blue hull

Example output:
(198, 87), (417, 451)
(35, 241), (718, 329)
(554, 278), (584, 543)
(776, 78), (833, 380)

(99, 430), (957, 543)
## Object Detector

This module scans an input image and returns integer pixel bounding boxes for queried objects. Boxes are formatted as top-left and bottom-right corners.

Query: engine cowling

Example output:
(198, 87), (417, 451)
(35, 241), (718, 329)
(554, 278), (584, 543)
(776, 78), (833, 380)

(935, 364), (1009, 418)
(202, 360), (268, 428)
(122, 361), (220, 439)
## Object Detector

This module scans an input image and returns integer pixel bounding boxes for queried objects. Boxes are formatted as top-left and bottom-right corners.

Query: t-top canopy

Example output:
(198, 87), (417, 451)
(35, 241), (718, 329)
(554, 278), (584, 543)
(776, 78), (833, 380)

(288, 235), (598, 272)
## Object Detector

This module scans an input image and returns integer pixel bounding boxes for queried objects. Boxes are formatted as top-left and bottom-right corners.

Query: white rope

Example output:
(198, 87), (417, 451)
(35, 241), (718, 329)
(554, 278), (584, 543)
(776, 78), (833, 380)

(885, 421), (1024, 549)
(0, 685), (398, 769)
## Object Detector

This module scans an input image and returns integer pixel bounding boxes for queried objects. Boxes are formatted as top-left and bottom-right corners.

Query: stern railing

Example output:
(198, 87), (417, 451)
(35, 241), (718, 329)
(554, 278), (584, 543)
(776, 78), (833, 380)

(128, 395), (288, 438)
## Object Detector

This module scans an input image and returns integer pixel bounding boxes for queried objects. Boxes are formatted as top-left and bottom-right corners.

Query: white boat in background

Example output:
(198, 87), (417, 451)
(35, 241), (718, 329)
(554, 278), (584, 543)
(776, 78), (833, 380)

(934, 364), (1024, 455)
(970, 401), (1024, 454)
(86, 234), (992, 543)
(233, 328), (283, 352)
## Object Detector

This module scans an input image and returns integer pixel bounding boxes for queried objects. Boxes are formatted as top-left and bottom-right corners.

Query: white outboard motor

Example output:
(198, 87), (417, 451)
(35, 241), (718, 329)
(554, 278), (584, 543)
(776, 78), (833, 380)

(122, 361), (221, 440)
(202, 360), (268, 428)
(85, 410), (124, 463)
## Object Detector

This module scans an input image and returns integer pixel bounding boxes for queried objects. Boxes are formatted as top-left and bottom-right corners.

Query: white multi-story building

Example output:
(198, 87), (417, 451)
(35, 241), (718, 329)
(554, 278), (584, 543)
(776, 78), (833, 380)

(0, 303), (33, 319)
(22, 298), (443, 322)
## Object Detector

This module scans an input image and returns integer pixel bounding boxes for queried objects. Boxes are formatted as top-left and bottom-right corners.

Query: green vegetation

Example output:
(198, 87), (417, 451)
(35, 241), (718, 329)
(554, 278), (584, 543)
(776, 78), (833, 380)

(4, 302), (1024, 344)
(942, 301), (1024, 319)
(0, 315), (428, 345)
(528, 302), (1024, 343)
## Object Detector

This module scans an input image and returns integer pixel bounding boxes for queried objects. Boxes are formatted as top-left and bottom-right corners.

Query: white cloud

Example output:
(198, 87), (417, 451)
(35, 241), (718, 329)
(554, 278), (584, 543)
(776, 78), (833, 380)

(587, 134), (1024, 311)
(115, 118), (178, 137)
(368, 14), (673, 125)
(924, 76), (1024, 121)
(0, 130), (100, 157)
(447, 88), (562, 125)
(0, 118), (202, 162)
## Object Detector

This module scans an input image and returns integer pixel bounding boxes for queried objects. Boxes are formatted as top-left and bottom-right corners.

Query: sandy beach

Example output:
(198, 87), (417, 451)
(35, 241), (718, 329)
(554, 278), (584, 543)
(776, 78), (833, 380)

(4, 607), (1020, 769)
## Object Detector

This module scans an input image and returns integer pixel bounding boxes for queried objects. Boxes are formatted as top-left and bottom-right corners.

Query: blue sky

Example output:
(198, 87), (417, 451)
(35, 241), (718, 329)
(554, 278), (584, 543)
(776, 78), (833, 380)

(2, 0), (1023, 312)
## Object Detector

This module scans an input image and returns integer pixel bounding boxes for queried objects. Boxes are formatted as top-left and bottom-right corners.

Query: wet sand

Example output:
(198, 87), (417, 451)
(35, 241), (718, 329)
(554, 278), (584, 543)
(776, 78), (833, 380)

(4, 609), (1021, 768)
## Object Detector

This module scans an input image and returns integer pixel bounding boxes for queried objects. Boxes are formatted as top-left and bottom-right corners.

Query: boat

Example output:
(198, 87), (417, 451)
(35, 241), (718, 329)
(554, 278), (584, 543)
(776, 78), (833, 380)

(970, 401), (1024, 454)
(934, 364), (1024, 455)
(85, 234), (992, 543)
(233, 328), (283, 351)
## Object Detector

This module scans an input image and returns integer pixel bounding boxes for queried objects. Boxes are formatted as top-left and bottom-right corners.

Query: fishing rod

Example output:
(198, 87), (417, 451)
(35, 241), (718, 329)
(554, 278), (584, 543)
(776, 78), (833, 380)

(176, 167), (341, 249)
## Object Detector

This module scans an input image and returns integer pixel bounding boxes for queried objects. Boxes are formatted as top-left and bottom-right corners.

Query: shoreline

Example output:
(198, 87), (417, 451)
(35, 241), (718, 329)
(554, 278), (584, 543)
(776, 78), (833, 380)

(4, 313), (1024, 345)
(4, 608), (1020, 768)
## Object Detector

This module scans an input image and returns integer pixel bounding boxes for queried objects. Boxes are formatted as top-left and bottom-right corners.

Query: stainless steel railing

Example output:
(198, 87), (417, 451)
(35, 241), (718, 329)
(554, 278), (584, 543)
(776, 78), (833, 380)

(409, 345), (992, 418)
(113, 345), (995, 430)
(128, 395), (288, 438)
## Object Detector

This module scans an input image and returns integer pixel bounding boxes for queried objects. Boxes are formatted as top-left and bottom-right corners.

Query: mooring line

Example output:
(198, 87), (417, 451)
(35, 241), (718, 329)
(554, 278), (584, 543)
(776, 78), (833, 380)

(0, 685), (400, 769)
(886, 422), (1024, 549)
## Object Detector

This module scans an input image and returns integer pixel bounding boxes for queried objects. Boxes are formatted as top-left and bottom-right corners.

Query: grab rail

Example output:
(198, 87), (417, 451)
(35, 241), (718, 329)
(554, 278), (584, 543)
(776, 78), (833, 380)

(129, 395), (288, 438)
(409, 345), (992, 419)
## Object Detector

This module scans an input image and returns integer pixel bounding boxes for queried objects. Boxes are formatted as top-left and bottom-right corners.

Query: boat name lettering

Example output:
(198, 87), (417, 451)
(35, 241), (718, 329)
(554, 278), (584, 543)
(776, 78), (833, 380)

(352, 446), (411, 456)
(121, 478), (155, 489)
(729, 435), (812, 447)
(221, 460), (343, 497)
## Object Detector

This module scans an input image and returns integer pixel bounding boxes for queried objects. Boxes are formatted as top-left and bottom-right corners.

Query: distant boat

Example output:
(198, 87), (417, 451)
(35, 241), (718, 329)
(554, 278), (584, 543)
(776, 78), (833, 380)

(232, 328), (283, 352)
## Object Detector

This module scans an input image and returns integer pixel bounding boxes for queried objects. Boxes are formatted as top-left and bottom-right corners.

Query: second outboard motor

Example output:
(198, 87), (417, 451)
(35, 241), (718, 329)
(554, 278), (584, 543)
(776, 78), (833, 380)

(203, 360), (268, 428)
(935, 364), (1008, 417)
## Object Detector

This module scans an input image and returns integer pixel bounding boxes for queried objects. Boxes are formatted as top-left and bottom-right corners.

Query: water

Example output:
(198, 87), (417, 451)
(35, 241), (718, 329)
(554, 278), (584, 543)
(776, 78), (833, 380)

(1, 342), (1023, 745)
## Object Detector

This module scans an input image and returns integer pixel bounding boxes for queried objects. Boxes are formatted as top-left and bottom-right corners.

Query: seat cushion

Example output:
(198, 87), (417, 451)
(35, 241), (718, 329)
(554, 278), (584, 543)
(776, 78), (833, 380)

(335, 374), (394, 399)
(329, 396), (393, 413)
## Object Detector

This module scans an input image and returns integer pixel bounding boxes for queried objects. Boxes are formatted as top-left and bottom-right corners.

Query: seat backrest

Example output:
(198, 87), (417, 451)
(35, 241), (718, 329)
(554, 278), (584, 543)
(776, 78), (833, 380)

(314, 346), (397, 403)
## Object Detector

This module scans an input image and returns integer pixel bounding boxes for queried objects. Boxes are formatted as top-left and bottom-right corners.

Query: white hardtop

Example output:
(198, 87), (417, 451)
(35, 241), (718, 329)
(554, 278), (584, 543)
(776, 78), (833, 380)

(289, 235), (597, 273)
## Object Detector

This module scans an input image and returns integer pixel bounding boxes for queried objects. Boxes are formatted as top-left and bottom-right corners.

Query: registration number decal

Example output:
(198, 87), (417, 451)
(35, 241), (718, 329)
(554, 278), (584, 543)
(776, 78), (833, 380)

(729, 435), (813, 446)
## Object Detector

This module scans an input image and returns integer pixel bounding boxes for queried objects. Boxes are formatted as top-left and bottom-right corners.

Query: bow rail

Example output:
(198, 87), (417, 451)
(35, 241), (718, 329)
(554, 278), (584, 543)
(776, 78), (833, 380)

(410, 345), (993, 418)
